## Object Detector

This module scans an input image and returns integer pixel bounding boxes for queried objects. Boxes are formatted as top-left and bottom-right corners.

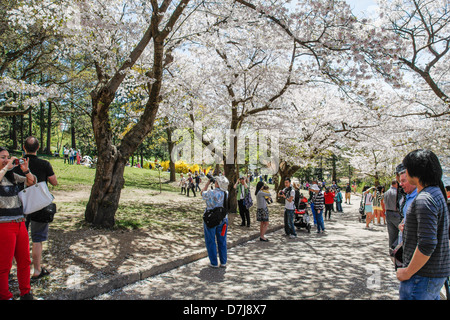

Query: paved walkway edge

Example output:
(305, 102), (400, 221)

(48, 224), (284, 300)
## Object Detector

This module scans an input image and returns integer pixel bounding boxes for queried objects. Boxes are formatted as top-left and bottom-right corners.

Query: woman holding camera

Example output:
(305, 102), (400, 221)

(0, 147), (36, 300)
(235, 177), (250, 227)
(255, 181), (272, 241)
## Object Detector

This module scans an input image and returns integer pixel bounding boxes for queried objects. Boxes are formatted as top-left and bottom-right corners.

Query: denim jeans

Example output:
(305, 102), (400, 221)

(310, 202), (317, 225)
(285, 209), (296, 236)
(315, 209), (325, 232)
(203, 218), (228, 266)
(399, 274), (447, 300)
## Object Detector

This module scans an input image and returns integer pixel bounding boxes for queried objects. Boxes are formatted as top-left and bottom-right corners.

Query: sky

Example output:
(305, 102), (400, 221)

(345, 0), (378, 17)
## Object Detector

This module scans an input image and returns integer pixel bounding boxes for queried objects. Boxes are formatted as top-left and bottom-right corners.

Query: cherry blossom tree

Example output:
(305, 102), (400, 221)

(370, 0), (449, 119)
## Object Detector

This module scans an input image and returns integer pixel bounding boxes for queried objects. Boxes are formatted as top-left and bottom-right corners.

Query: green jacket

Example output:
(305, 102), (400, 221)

(236, 183), (249, 201)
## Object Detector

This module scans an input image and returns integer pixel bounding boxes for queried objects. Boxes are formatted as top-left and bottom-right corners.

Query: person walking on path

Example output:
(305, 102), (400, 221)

(179, 173), (187, 195)
(363, 186), (375, 229)
(373, 186), (384, 224)
(279, 178), (297, 238)
(15, 137), (58, 281)
(397, 149), (450, 300)
(186, 173), (196, 197)
(324, 187), (335, 220)
(384, 180), (402, 251)
(194, 172), (201, 192)
(310, 184), (325, 233)
(235, 177), (250, 227)
(345, 183), (352, 204)
(0, 146), (36, 300)
(201, 175), (229, 268)
(255, 181), (272, 241)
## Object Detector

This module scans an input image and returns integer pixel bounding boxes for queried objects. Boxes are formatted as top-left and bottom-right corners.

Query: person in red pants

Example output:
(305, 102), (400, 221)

(0, 146), (36, 300)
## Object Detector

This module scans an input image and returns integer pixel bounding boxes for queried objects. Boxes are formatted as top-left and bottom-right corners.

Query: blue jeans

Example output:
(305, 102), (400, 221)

(204, 218), (228, 266)
(399, 274), (447, 300)
(336, 201), (342, 212)
(285, 209), (296, 236)
(310, 202), (317, 225)
(315, 209), (325, 232)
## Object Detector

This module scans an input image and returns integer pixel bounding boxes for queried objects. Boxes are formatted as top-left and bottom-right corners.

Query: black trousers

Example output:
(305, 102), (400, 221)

(325, 204), (333, 219)
(238, 199), (250, 226)
(187, 186), (196, 197)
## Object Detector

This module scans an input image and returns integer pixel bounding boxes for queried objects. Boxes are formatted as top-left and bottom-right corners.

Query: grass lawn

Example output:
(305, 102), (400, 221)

(46, 156), (177, 192)
(39, 155), (190, 231)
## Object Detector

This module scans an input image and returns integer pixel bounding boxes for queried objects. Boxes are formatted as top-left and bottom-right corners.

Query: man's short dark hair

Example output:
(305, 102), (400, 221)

(402, 149), (442, 187)
(284, 177), (291, 182)
(24, 136), (39, 153)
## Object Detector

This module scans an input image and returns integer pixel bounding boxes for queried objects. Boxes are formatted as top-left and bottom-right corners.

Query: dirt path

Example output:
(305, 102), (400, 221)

(11, 184), (287, 299)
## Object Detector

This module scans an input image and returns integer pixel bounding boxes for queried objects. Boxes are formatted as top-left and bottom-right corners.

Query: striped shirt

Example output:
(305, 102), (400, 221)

(0, 173), (27, 222)
(313, 191), (325, 211)
(402, 186), (450, 278)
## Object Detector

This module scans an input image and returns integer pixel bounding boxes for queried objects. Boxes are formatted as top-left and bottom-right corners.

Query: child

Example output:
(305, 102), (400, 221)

(335, 188), (343, 212)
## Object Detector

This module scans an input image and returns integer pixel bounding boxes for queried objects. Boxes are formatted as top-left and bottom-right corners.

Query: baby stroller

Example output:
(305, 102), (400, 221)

(358, 196), (366, 223)
(294, 195), (311, 233)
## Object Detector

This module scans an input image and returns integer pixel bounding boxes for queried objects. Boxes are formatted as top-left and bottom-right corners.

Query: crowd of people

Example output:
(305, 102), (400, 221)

(1, 137), (448, 300)
(198, 149), (449, 300)
(61, 147), (95, 167)
(0, 136), (57, 300)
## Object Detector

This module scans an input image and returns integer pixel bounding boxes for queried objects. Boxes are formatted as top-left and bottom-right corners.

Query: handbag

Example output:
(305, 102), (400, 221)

(243, 189), (253, 209)
(30, 203), (57, 223)
(18, 181), (54, 215)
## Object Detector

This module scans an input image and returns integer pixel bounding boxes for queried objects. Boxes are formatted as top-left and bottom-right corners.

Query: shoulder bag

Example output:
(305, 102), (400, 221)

(18, 181), (54, 215)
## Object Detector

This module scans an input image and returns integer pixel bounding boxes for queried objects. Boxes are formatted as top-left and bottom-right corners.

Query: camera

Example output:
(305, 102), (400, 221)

(13, 158), (25, 166)
(206, 172), (216, 183)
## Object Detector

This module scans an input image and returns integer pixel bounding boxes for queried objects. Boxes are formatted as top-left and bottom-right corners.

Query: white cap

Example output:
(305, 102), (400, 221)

(309, 184), (320, 191)
(215, 176), (229, 190)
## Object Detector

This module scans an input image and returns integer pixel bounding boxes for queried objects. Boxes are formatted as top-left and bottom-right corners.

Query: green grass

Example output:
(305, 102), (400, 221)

(35, 155), (192, 231)
(41, 155), (177, 193)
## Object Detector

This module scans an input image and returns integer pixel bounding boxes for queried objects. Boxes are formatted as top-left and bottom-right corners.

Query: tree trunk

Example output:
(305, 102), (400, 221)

(223, 115), (240, 213)
(331, 154), (337, 183)
(224, 162), (239, 213)
(71, 109), (76, 149)
(84, 0), (190, 228)
(39, 102), (44, 149)
(28, 110), (32, 137)
(275, 161), (300, 203)
(11, 116), (17, 150)
(46, 101), (52, 154)
(85, 144), (126, 228)
(166, 127), (176, 182)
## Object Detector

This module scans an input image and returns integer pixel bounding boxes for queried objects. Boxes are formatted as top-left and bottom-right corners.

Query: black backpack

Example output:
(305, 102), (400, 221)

(203, 191), (228, 228)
